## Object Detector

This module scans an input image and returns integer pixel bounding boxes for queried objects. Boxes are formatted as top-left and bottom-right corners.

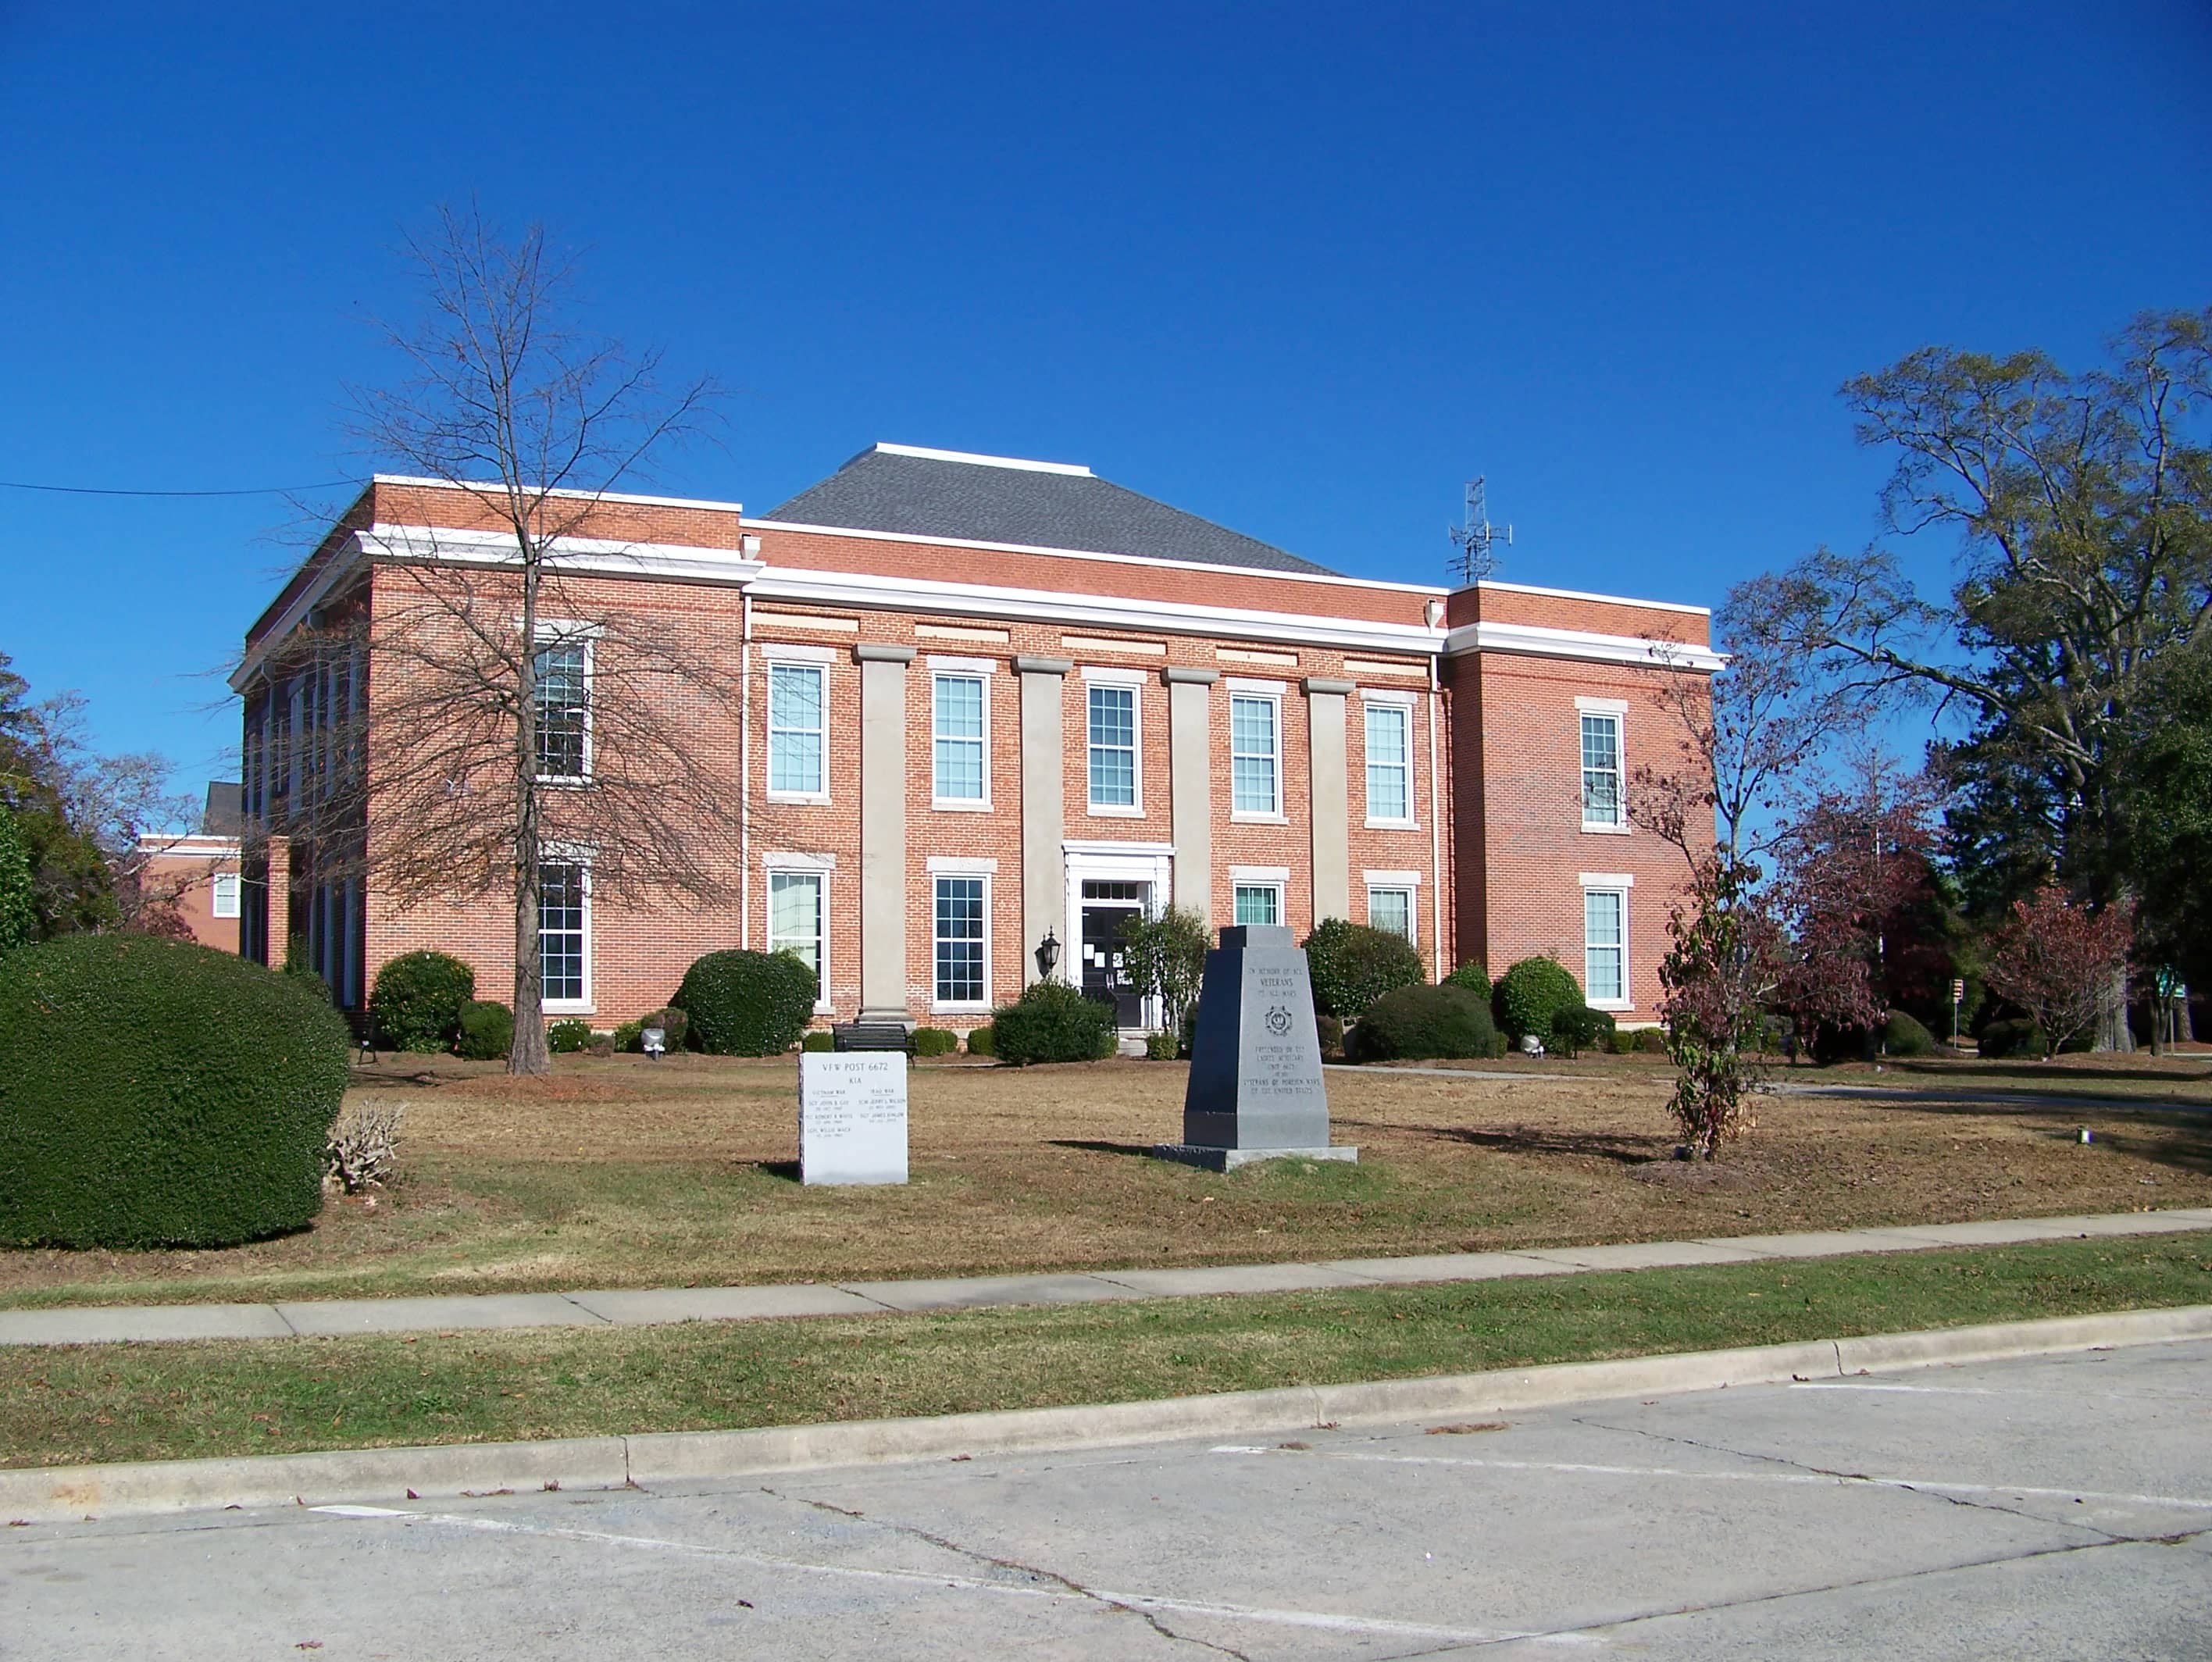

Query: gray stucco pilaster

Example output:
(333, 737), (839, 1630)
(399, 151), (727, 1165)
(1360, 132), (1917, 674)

(855, 643), (916, 1022)
(1016, 656), (1072, 985)
(1164, 665), (1218, 922)
(1304, 676), (1354, 926)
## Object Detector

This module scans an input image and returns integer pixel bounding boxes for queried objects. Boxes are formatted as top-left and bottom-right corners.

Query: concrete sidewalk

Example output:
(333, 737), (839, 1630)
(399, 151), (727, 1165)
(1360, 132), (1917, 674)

(5, 1206), (2208, 1350)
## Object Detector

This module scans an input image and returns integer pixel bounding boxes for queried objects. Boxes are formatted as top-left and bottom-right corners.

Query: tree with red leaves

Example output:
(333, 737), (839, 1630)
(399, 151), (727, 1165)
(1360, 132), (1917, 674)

(1983, 888), (2135, 1058)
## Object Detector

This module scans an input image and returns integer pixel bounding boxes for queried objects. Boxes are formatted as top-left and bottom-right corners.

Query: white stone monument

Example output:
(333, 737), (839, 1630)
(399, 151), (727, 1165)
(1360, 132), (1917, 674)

(798, 1051), (909, 1186)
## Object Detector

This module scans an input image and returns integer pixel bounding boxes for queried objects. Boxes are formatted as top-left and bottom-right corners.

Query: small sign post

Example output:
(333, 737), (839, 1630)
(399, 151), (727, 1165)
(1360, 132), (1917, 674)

(1951, 978), (1965, 1047)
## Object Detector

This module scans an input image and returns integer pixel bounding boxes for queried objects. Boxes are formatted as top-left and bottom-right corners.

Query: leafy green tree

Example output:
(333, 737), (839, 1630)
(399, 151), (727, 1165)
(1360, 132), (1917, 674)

(0, 808), (34, 959)
(1118, 904), (1210, 1038)
(2112, 642), (2212, 1002)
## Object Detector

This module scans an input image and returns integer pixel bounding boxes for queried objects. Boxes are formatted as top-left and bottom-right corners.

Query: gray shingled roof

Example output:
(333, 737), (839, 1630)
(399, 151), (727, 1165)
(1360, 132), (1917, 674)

(762, 445), (1337, 576)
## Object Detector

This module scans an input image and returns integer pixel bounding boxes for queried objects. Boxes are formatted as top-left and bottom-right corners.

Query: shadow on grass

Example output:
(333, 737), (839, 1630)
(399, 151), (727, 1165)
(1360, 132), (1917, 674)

(1046, 1139), (1161, 1161)
(1437, 1125), (1666, 1167)
(1853, 1098), (2212, 1180)
(740, 1160), (805, 1184)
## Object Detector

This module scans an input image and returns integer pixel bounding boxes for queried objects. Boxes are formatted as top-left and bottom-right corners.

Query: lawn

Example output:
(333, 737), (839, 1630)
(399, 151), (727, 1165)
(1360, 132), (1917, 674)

(5, 1232), (2207, 1469)
(2, 1052), (2207, 1311)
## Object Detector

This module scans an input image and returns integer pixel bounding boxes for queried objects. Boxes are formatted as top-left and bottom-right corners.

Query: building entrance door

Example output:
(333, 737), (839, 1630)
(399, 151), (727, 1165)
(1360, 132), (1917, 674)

(1078, 880), (1149, 1029)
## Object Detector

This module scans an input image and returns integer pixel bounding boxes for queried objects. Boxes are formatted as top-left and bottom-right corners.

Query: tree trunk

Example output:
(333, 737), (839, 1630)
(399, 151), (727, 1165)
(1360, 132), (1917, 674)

(2093, 965), (2135, 1054)
(2178, 996), (2197, 1045)
(508, 533), (552, 1075)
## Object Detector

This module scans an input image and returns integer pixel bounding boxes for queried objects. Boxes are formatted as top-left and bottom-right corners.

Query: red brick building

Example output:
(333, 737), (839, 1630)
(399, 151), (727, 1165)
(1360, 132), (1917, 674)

(233, 444), (1718, 1033)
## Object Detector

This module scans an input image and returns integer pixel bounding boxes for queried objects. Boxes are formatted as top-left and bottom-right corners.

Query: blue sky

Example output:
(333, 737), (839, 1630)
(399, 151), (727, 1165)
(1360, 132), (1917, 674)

(2, 2), (2206, 801)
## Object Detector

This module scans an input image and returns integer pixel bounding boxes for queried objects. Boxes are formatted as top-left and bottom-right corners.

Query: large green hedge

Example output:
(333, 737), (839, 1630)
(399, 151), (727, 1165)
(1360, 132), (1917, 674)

(0, 935), (351, 1248)
(1302, 918), (1424, 1019)
(673, 949), (818, 1055)
(990, 980), (1119, 1065)
(1347, 983), (1499, 1061)
(1493, 956), (1583, 1041)
(369, 950), (476, 1051)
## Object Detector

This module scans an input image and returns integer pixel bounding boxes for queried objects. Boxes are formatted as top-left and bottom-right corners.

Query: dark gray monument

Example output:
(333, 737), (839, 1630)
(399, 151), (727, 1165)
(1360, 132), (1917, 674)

(1154, 924), (1355, 1171)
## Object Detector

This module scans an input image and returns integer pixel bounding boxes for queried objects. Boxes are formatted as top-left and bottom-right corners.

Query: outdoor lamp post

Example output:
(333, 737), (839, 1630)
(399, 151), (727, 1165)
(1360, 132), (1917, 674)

(1034, 929), (1061, 982)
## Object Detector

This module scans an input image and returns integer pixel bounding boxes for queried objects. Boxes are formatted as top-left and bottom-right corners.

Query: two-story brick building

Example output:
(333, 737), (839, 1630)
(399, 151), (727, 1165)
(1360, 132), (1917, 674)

(231, 444), (1718, 1034)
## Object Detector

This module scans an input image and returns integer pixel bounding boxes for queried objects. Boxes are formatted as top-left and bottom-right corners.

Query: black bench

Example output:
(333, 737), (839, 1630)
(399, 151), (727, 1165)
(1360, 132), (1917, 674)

(831, 1022), (917, 1057)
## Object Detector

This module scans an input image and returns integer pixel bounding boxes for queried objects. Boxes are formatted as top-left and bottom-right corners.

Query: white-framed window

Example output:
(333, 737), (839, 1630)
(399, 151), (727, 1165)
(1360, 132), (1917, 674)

(1086, 683), (1140, 811)
(1233, 883), (1283, 926)
(210, 872), (241, 918)
(533, 640), (590, 781)
(1229, 692), (1282, 817)
(933, 875), (989, 1008)
(1364, 697), (1414, 826)
(1367, 885), (1414, 942)
(767, 660), (829, 800)
(1579, 705), (1625, 829)
(769, 868), (829, 1008)
(540, 859), (590, 1009)
(1583, 886), (1628, 1007)
(932, 671), (989, 807)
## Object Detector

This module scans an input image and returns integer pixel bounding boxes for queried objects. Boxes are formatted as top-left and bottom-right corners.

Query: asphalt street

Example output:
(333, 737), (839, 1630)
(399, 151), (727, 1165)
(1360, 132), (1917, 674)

(6, 1339), (2209, 1660)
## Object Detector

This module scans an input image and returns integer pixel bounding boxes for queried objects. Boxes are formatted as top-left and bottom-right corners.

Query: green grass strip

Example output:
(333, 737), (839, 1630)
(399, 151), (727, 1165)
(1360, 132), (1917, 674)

(5, 1232), (2209, 1471)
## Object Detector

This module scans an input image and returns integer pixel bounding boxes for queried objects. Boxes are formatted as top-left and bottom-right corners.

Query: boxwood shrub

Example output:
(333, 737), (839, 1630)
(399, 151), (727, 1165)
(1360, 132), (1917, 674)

(369, 950), (476, 1052)
(547, 1018), (594, 1054)
(456, 998), (514, 1060)
(1443, 960), (1492, 1003)
(1547, 1002), (1615, 1057)
(990, 980), (1118, 1065)
(1494, 956), (1582, 1042)
(0, 935), (351, 1248)
(1883, 1009), (1938, 1057)
(673, 950), (818, 1055)
(1302, 918), (1424, 1020)
(1346, 983), (1498, 1062)
(801, 1030), (836, 1052)
(963, 1024), (996, 1057)
(913, 1026), (959, 1058)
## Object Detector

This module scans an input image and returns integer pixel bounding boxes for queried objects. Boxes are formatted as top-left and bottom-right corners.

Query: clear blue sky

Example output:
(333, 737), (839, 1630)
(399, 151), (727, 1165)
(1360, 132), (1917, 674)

(2, 2), (2207, 802)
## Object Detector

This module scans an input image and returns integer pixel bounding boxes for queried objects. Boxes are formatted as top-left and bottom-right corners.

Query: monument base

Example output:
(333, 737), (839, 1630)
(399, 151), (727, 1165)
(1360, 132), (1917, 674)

(1150, 1143), (1360, 1172)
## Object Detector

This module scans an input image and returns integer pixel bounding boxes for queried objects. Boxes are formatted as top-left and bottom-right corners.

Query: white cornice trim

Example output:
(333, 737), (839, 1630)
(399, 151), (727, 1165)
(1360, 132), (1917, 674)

(745, 517), (1450, 598)
(371, 473), (743, 514)
(1452, 576), (1712, 617)
(1447, 619), (1726, 674)
(872, 442), (1092, 477)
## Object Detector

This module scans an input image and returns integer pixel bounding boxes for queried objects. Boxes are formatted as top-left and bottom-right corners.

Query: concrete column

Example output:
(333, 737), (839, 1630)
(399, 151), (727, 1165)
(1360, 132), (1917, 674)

(1016, 656), (1072, 985)
(855, 643), (916, 1022)
(1304, 678), (1354, 926)
(1164, 666), (1218, 922)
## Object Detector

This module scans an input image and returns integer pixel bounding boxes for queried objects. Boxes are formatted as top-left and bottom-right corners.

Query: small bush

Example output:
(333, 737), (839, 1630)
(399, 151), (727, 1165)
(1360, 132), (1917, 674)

(1443, 960), (1492, 1003)
(1145, 1027), (1181, 1061)
(1345, 983), (1499, 1062)
(0, 936), (351, 1248)
(1980, 1017), (2047, 1059)
(673, 950), (818, 1056)
(611, 1018), (644, 1052)
(1493, 956), (1583, 1042)
(326, 1099), (404, 1193)
(547, 1018), (594, 1054)
(1547, 1003), (1615, 1057)
(1302, 918), (1425, 1020)
(801, 1030), (836, 1052)
(990, 980), (1119, 1065)
(370, 950), (476, 1052)
(1316, 1012), (1344, 1058)
(1883, 1009), (1937, 1057)
(913, 1026), (959, 1058)
(456, 999), (514, 1061)
(1606, 1029), (1636, 1054)
(1635, 1026), (1668, 1054)
(963, 1024), (996, 1057)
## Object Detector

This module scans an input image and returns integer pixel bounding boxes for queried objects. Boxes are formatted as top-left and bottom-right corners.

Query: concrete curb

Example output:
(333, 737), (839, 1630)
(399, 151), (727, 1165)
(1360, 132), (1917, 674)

(6, 1303), (2207, 1525)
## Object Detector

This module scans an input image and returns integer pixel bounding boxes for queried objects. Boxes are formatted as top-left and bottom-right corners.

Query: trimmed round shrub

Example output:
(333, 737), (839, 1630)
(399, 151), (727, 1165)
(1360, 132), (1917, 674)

(456, 999), (514, 1061)
(0, 936), (350, 1248)
(1634, 1026), (1669, 1054)
(991, 980), (1119, 1065)
(913, 1026), (959, 1058)
(370, 950), (476, 1052)
(1548, 1003), (1614, 1057)
(1979, 1017), (2046, 1059)
(1883, 1009), (1937, 1057)
(547, 1018), (594, 1054)
(1493, 956), (1582, 1042)
(673, 950), (818, 1056)
(1346, 983), (1498, 1062)
(1144, 1027), (1180, 1061)
(963, 1024), (996, 1057)
(1302, 919), (1425, 1020)
(1443, 960), (1491, 1003)
(801, 1030), (835, 1052)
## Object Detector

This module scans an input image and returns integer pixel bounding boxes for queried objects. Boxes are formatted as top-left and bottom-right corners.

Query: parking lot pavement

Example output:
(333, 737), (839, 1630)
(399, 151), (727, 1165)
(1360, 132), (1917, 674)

(8, 1339), (2208, 1660)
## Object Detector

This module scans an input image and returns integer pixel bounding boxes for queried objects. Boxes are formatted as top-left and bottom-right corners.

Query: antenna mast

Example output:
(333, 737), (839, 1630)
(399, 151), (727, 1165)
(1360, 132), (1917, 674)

(1448, 476), (1512, 583)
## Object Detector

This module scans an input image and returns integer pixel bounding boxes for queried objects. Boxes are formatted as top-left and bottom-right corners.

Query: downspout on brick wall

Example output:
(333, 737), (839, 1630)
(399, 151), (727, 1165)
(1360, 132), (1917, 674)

(1429, 658), (1447, 980)
(738, 587), (753, 952)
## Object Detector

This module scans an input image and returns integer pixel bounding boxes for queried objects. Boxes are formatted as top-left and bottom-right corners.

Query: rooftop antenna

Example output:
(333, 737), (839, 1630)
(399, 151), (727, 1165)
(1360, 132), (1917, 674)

(1448, 476), (1512, 583)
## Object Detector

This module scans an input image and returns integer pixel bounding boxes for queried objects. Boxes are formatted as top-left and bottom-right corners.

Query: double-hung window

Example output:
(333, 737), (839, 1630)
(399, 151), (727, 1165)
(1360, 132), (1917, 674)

(1584, 886), (1627, 1005)
(1230, 693), (1281, 817)
(1367, 885), (1414, 942)
(1086, 684), (1137, 811)
(768, 662), (828, 798)
(769, 869), (828, 1005)
(1233, 883), (1282, 927)
(540, 861), (589, 1007)
(933, 876), (987, 1006)
(211, 872), (242, 919)
(1580, 709), (1624, 829)
(933, 672), (987, 805)
(533, 641), (590, 781)
(1365, 699), (1412, 824)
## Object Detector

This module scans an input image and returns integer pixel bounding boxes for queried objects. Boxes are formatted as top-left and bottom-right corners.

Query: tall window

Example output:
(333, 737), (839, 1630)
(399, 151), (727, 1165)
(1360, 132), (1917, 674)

(541, 861), (588, 1004)
(769, 662), (827, 797)
(1230, 694), (1280, 815)
(933, 674), (986, 804)
(534, 642), (589, 779)
(769, 871), (826, 1003)
(934, 876), (986, 1004)
(1365, 701), (1411, 822)
(210, 872), (241, 919)
(1087, 685), (1136, 808)
(1367, 885), (1413, 941)
(1581, 712), (1622, 827)
(1585, 888), (1625, 1004)
(1233, 883), (1282, 926)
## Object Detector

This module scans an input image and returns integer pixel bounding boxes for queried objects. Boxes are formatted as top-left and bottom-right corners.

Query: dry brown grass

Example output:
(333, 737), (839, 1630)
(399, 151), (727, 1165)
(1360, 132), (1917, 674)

(2, 1052), (2206, 1310)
